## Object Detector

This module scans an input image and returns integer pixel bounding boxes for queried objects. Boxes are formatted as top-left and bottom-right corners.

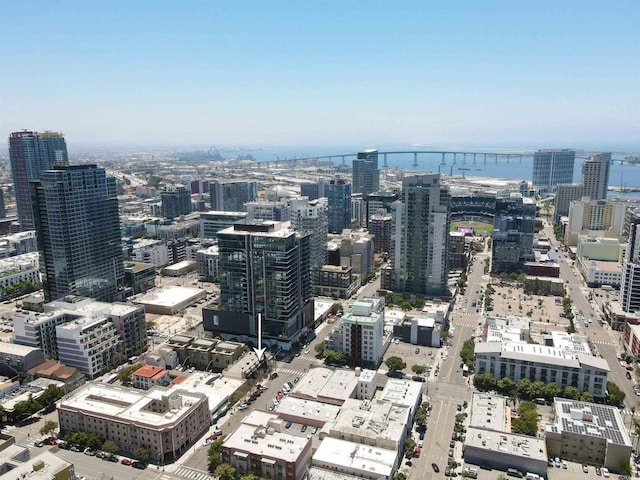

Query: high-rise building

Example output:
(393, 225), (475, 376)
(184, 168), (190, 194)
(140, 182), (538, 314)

(554, 153), (612, 222)
(390, 174), (450, 296)
(300, 180), (325, 201)
(352, 149), (380, 197)
(620, 210), (640, 313)
(326, 178), (352, 234)
(31, 165), (124, 302)
(290, 196), (328, 272)
(369, 212), (392, 253)
(203, 221), (314, 348)
(0, 188), (5, 219)
(532, 149), (575, 194)
(246, 200), (291, 222)
(365, 191), (398, 227)
(491, 194), (536, 273)
(161, 185), (192, 219)
(9, 131), (69, 230)
(210, 179), (257, 212)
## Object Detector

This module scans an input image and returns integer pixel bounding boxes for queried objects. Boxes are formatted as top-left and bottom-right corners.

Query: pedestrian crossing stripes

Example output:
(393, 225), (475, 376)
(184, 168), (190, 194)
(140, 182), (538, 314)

(299, 354), (323, 363)
(277, 367), (305, 376)
(591, 340), (614, 346)
(622, 409), (640, 417)
(175, 466), (211, 480)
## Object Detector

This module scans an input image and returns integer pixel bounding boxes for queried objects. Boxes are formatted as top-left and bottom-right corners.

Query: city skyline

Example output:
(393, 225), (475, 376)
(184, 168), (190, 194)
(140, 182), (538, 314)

(2, 1), (639, 150)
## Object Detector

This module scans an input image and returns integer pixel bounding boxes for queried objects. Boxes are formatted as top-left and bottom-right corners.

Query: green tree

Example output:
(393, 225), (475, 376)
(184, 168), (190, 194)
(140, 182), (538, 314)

(39, 385), (66, 406)
(239, 475), (263, 480)
(39, 420), (58, 437)
(404, 437), (416, 458)
(473, 373), (496, 391)
(394, 473), (407, 480)
(117, 363), (142, 385)
(512, 401), (538, 436)
(608, 381), (626, 406)
(207, 437), (225, 470)
(411, 364), (426, 375)
(323, 349), (348, 366)
(102, 440), (119, 454)
(542, 382), (561, 401)
(399, 301), (412, 311)
(496, 377), (516, 396)
(460, 339), (475, 370)
(134, 446), (149, 462)
(385, 356), (407, 372)
(580, 392), (594, 403)
(214, 463), (237, 480)
(330, 303), (344, 315)
(314, 341), (326, 355)
(561, 386), (581, 400)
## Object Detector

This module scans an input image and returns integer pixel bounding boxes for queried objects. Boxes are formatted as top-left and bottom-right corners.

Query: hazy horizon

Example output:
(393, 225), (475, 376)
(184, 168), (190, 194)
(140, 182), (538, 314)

(2, 1), (639, 149)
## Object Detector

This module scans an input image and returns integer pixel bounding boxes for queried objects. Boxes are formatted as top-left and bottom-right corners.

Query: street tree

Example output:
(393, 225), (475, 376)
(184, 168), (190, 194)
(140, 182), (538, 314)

(39, 420), (58, 437)
(134, 446), (149, 462)
(385, 356), (406, 372)
(102, 440), (119, 454)
(215, 463), (237, 480)
(411, 365), (426, 375)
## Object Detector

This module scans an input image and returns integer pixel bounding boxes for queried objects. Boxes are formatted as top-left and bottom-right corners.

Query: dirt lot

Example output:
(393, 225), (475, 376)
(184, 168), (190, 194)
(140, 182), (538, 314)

(488, 284), (571, 341)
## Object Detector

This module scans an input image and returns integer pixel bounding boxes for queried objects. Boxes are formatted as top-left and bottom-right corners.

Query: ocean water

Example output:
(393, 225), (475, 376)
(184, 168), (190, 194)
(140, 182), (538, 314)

(224, 146), (640, 197)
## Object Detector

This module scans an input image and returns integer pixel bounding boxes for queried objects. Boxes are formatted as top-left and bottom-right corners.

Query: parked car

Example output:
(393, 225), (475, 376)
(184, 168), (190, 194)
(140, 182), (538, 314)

(582, 465), (589, 473)
(431, 463), (440, 473)
(602, 467), (609, 477)
(419, 431), (425, 440)
(627, 371), (632, 379)
(34, 440), (44, 447)
(131, 462), (147, 470)
(301, 425), (307, 433)
(285, 421), (292, 429)
(121, 459), (133, 466)
(269, 372), (279, 379)
(595, 466), (602, 475)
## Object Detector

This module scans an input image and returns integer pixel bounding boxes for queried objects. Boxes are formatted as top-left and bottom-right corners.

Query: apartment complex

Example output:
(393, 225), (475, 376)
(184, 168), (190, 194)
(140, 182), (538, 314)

(203, 221), (313, 349)
(326, 179), (352, 234)
(12, 296), (147, 378)
(290, 196), (328, 272)
(325, 298), (385, 368)
(491, 194), (536, 273)
(58, 383), (209, 462)
(352, 149), (380, 197)
(389, 174), (450, 296)
(133, 365), (170, 390)
(620, 210), (640, 313)
(474, 332), (609, 398)
(31, 165), (124, 302)
(200, 210), (248, 239)
(209, 179), (257, 212)
(161, 185), (192, 219)
(9, 131), (69, 231)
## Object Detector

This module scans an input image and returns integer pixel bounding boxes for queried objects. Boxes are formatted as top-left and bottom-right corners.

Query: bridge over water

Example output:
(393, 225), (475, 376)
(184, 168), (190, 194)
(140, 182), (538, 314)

(258, 149), (598, 168)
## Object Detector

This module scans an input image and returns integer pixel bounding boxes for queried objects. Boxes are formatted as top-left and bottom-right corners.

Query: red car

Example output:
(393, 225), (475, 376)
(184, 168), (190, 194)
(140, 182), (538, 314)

(121, 459), (133, 466)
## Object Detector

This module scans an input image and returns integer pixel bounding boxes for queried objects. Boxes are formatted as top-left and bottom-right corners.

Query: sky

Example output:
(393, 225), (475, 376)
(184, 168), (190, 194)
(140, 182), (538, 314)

(1, 1), (639, 151)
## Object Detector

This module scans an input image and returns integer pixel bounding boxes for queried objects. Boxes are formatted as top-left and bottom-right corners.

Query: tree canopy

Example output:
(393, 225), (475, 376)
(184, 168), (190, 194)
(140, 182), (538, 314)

(385, 356), (407, 372)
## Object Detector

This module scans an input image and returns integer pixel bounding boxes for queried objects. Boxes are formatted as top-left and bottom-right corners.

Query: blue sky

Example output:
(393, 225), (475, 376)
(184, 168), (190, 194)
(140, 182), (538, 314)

(1, 1), (638, 150)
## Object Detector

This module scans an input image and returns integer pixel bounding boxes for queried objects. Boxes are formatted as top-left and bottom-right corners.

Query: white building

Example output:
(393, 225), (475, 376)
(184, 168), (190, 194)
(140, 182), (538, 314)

(0, 252), (40, 293)
(576, 236), (624, 287)
(131, 239), (170, 267)
(196, 244), (219, 281)
(325, 298), (384, 368)
(474, 333), (609, 398)
(355, 369), (377, 400)
(312, 437), (397, 480)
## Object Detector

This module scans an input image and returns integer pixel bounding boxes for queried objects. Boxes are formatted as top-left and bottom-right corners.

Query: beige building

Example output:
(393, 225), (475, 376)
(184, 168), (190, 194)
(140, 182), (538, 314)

(222, 411), (312, 480)
(545, 398), (632, 471)
(165, 335), (243, 371)
(58, 383), (209, 462)
(133, 365), (170, 390)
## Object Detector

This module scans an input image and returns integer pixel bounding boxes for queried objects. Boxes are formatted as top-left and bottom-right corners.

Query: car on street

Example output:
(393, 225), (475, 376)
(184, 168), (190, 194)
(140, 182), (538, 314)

(448, 449), (454, 457)
(415, 348), (420, 354)
(84, 448), (96, 456)
(131, 462), (147, 470)
(419, 431), (425, 440)
(70, 445), (82, 452)
(312, 427), (318, 434)
(582, 465), (589, 473)
(301, 425), (307, 433)
(595, 466), (602, 475)
(269, 372), (279, 379)
(450, 440), (455, 448)
(432, 463), (440, 473)
(34, 440), (44, 447)
(285, 421), (292, 429)
(554, 457), (561, 468)
(121, 459), (133, 466)
(238, 403), (248, 411)
(602, 467), (609, 477)
(294, 377), (299, 384)
(627, 371), (632, 379)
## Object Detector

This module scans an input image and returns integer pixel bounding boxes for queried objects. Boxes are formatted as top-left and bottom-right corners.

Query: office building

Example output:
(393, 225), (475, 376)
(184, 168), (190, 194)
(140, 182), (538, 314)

(327, 230), (375, 285)
(58, 383), (209, 462)
(0, 188), (5, 219)
(545, 398), (632, 471)
(210, 179), (257, 212)
(576, 236), (623, 287)
(222, 411), (312, 480)
(620, 210), (640, 313)
(566, 198), (627, 245)
(196, 244), (219, 282)
(12, 296), (147, 378)
(352, 149), (380, 197)
(123, 261), (156, 295)
(0, 343), (45, 378)
(246, 200), (291, 222)
(9, 131), (69, 230)
(31, 165), (124, 302)
(366, 191), (398, 227)
(532, 149), (575, 194)
(351, 193), (365, 227)
(326, 178), (352, 234)
(203, 221), (314, 349)
(389, 174), (450, 296)
(491, 194), (536, 273)
(324, 298), (384, 368)
(449, 231), (467, 269)
(555, 154), (612, 223)
(474, 331), (609, 398)
(160, 185), (191, 219)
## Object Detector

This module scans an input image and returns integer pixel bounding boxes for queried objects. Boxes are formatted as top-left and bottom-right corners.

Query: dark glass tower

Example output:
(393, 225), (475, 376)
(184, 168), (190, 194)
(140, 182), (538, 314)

(9, 131), (69, 230)
(352, 149), (380, 197)
(161, 185), (192, 219)
(326, 178), (352, 234)
(31, 165), (124, 302)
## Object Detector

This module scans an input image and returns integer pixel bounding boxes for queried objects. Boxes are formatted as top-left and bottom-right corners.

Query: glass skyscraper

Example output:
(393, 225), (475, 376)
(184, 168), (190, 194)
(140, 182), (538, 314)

(326, 178), (352, 234)
(9, 131), (69, 230)
(532, 149), (575, 194)
(352, 149), (380, 197)
(31, 165), (125, 302)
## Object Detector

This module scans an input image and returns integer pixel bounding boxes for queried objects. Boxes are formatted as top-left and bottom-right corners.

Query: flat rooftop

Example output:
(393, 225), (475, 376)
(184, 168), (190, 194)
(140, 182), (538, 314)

(469, 392), (508, 432)
(466, 427), (547, 461)
(292, 368), (357, 404)
(0, 342), (41, 356)
(134, 286), (205, 307)
(379, 378), (423, 408)
(0, 450), (72, 478)
(274, 397), (340, 424)
(312, 437), (396, 479)
(223, 422), (310, 463)
(58, 383), (206, 427)
(547, 399), (632, 447)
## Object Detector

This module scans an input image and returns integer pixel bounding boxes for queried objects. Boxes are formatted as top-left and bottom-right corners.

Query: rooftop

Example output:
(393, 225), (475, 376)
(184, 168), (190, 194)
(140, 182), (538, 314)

(133, 365), (167, 379)
(274, 397), (341, 424)
(466, 427), (547, 461)
(469, 392), (508, 432)
(0, 450), (72, 478)
(292, 368), (357, 404)
(546, 398), (632, 447)
(134, 286), (205, 308)
(0, 342), (42, 356)
(379, 378), (423, 408)
(312, 437), (396, 479)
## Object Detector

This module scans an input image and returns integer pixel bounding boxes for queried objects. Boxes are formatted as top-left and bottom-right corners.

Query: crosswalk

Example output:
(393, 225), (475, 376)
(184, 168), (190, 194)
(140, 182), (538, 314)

(298, 354), (323, 364)
(591, 340), (615, 346)
(622, 409), (640, 417)
(174, 466), (212, 480)
(277, 367), (306, 376)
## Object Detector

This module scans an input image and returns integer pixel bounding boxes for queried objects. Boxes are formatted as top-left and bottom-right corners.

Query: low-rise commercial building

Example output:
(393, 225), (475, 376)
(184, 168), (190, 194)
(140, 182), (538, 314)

(0, 252), (40, 297)
(133, 365), (170, 390)
(0, 449), (75, 480)
(124, 261), (156, 295)
(0, 342), (44, 377)
(133, 286), (206, 315)
(313, 265), (359, 299)
(222, 411), (312, 480)
(312, 437), (397, 480)
(165, 335), (243, 372)
(290, 367), (358, 405)
(545, 398), (632, 471)
(58, 383), (209, 463)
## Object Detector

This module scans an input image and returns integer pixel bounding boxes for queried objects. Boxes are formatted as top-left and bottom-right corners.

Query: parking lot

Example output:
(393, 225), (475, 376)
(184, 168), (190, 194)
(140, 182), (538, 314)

(381, 334), (439, 378)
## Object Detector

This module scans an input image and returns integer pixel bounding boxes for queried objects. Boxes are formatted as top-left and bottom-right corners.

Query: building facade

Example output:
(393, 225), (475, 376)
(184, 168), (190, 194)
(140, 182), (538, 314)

(204, 221), (314, 349)
(390, 174), (450, 296)
(352, 149), (380, 197)
(290, 197), (328, 273)
(326, 179), (352, 234)
(9, 131), (69, 231)
(31, 165), (124, 302)
(491, 195), (536, 273)
(161, 185), (191, 219)
(210, 180), (257, 212)
(532, 149), (575, 194)
(200, 211), (248, 239)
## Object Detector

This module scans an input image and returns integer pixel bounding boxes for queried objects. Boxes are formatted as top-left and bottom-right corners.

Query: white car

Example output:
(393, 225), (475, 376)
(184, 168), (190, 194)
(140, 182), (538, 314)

(602, 467), (610, 477)
(238, 403), (248, 411)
